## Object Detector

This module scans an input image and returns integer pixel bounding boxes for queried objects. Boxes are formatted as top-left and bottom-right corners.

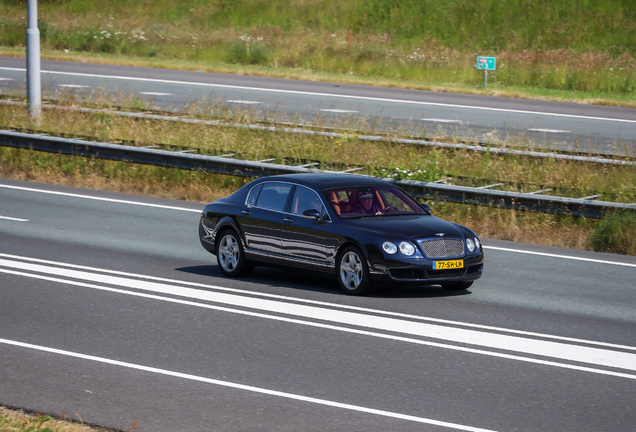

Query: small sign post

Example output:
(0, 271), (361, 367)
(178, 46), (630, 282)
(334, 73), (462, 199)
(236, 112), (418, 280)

(476, 56), (496, 88)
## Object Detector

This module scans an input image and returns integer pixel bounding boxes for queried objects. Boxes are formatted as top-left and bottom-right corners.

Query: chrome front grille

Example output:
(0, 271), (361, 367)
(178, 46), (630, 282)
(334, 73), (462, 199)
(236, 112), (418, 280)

(418, 238), (464, 258)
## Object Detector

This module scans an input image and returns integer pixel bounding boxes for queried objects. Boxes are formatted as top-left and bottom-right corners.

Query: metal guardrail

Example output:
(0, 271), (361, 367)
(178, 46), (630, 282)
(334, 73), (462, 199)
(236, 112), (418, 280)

(2, 100), (635, 166)
(1, 129), (634, 218)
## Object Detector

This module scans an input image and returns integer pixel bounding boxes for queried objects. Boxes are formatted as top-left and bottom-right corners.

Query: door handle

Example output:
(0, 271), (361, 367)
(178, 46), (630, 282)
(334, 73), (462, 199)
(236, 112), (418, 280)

(242, 210), (251, 215)
(283, 218), (293, 223)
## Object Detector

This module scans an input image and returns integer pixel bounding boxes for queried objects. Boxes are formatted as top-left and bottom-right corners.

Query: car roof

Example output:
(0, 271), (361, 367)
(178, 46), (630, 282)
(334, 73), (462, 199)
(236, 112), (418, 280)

(262, 173), (392, 190)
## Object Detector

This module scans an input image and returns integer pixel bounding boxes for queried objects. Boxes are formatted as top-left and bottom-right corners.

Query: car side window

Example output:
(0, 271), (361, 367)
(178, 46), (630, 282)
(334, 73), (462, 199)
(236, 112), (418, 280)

(290, 186), (324, 215)
(255, 182), (293, 211)
(246, 184), (263, 206)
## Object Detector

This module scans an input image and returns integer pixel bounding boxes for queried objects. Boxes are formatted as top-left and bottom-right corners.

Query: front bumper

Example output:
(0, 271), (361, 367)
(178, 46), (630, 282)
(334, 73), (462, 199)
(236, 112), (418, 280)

(368, 252), (484, 286)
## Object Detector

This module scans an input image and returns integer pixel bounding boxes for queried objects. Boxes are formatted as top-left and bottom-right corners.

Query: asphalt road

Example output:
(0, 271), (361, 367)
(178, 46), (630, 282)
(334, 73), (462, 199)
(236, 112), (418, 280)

(1, 178), (636, 432)
(1, 56), (636, 156)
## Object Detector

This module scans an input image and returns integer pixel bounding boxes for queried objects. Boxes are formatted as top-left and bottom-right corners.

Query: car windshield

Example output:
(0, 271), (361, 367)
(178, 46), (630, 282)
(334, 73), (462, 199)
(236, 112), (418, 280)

(326, 186), (427, 218)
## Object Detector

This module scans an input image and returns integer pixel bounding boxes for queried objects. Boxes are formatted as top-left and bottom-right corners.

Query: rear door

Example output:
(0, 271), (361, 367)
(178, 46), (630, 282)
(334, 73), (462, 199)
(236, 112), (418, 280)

(240, 182), (293, 255)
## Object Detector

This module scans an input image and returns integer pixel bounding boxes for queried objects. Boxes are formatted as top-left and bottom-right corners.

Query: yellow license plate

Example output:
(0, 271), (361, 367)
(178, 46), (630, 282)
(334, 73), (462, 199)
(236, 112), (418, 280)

(433, 260), (464, 270)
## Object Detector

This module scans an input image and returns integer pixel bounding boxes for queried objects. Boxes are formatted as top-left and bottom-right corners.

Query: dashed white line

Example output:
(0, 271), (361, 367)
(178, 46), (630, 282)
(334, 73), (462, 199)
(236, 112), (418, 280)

(320, 109), (359, 113)
(527, 128), (571, 133)
(421, 118), (461, 123)
(2, 66), (634, 124)
(139, 91), (174, 96)
(58, 84), (90, 88)
(226, 100), (261, 105)
(0, 215), (28, 222)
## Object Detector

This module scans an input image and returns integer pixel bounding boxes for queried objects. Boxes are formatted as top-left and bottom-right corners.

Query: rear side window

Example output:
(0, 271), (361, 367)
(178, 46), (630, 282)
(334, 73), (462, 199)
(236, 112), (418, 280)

(255, 182), (293, 211)
(247, 184), (263, 206)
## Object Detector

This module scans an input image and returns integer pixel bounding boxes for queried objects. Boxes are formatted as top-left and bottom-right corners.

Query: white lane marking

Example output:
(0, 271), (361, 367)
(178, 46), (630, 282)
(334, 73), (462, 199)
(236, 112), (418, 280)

(527, 128), (571, 133)
(226, 100), (261, 104)
(2, 258), (636, 378)
(0, 78), (13, 81)
(4, 253), (634, 352)
(0, 215), (28, 222)
(2, 66), (633, 124)
(320, 109), (359, 113)
(2, 265), (636, 384)
(2, 183), (633, 268)
(421, 118), (461, 123)
(0, 338), (496, 432)
(58, 84), (90, 88)
(139, 91), (174, 96)
(483, 246), (636, 268)
(0, 184), (201, 213)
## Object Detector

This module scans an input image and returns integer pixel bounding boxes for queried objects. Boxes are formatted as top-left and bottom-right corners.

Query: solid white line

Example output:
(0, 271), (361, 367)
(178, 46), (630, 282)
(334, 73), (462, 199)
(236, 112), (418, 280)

(3, 253), (634, 352)
(1, 265), (636, 382)
(2, 258), (636, 376)
(0, 215), (28, 222)
(0, 338), (497, 432)
(0, 184), (201, 213)
(483, 246), (636, 268)
(3, 66), (632, 124)
(0, 77), (14, 81)
(2, 183), (632, 268)
(2, 252), (634, 352)
(1, 181), (633, 267)
(59, 84), (90, 88)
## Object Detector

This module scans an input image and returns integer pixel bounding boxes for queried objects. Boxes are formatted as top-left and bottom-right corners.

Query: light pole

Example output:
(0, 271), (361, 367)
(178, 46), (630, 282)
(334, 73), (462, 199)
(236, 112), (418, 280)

(26, 0), (41, 122)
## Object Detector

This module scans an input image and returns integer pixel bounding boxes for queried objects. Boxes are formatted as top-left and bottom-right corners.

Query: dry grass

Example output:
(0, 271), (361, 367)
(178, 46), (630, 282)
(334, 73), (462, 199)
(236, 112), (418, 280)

(1, 97), (634, 255)
(0, 406), (113, 432)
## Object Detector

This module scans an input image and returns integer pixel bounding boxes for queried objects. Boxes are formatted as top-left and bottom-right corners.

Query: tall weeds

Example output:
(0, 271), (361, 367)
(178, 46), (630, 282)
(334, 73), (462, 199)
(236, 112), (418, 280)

(1, 0), (634, 97)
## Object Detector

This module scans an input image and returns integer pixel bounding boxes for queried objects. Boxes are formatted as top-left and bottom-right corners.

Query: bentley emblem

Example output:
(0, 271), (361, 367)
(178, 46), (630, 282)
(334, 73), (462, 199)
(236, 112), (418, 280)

(435, 233), (445, 236)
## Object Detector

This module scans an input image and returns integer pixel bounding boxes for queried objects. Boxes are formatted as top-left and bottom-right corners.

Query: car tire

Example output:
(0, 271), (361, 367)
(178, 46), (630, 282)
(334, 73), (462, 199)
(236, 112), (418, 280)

(441, 281), (473, 290)
(337, 246), (373, 295)
(216, 228), (252, 277)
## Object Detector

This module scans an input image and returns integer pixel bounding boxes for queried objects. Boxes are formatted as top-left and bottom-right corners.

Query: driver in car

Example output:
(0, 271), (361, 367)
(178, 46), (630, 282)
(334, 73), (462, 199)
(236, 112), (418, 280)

(354, 192), (382, 215)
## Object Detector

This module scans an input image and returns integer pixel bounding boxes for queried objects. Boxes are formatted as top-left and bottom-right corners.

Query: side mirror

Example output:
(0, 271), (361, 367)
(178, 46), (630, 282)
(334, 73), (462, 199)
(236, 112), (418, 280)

(420, 203), (431, 213)
(302, 208), (321, 219)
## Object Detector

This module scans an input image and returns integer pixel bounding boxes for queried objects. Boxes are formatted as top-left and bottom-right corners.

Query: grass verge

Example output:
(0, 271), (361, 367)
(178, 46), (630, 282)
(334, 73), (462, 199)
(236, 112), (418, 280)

(0, 405), (115, 432)
(1, 0), (635, 107)
(1, 98), (635, 255)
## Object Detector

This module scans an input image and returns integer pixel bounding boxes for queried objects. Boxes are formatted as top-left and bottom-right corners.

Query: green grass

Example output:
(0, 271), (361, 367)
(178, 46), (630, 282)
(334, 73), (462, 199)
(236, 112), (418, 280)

(1, 0), (635, 105)
(1, 96), (635, 255)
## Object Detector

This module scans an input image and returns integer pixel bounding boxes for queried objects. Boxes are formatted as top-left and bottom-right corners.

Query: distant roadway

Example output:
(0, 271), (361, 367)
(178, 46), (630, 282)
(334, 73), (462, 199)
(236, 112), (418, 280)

(1, 56), (636, 156)
(1, 178), (636, 432)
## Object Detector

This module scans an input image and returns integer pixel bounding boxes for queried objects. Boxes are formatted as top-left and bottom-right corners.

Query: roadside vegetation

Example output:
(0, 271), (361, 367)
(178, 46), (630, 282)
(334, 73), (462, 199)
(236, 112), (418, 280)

(0, 0), (635, 106)
(1, 97), (635, 255)
(0, 406), (111, 432)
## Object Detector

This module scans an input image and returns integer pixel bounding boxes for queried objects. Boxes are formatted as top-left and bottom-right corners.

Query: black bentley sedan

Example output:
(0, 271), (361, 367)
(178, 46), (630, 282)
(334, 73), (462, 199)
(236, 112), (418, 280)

(199, 173), (484, 295)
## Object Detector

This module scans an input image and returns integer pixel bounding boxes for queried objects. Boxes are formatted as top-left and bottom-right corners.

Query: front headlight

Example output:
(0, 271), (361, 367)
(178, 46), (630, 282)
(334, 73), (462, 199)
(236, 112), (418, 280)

(382, 242), (397, 254)
(399, 242), (415, 256)
(466, 238), (475, 252)
(474, 236), (481, 250)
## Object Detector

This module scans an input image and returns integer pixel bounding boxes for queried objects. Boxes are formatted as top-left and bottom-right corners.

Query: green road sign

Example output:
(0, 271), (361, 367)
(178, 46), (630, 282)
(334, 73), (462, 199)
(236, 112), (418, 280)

(476, 56), (496, 70)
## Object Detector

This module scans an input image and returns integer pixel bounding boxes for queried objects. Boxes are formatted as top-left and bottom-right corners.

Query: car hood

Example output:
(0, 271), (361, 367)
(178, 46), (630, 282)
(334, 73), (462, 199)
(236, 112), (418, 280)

(342, 214), (467, 240)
